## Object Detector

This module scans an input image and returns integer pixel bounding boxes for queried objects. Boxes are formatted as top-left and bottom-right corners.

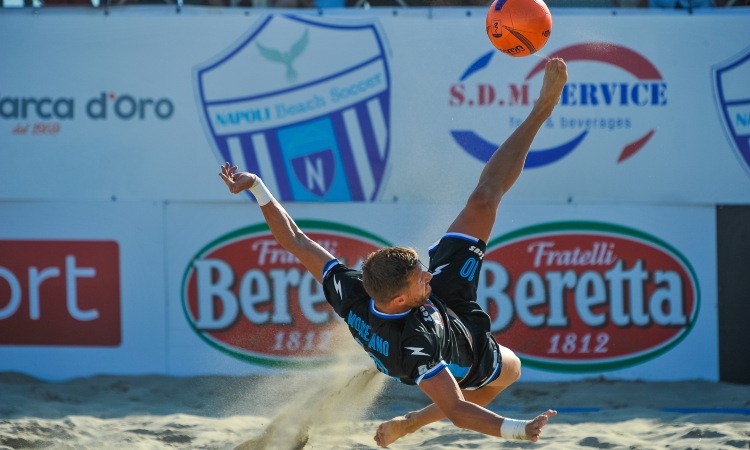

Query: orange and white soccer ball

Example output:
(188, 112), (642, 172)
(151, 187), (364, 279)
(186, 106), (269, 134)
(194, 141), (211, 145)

(486, 0), (552, 58)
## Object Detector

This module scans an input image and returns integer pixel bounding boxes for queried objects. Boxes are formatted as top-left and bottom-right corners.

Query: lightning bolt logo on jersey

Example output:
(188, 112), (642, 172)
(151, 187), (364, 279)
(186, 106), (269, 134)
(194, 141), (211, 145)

(405, 347), (429, 357)
(194, 14), (392, 202)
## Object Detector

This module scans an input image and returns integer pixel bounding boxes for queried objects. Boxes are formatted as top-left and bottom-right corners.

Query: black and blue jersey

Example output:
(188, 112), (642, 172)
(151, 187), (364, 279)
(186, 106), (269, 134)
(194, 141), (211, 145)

(322, 233), (502, 389)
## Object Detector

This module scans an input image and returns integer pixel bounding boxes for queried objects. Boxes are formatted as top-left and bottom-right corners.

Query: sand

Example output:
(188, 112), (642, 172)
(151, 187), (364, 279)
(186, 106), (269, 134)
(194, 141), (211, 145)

(1, 360), (749, 450)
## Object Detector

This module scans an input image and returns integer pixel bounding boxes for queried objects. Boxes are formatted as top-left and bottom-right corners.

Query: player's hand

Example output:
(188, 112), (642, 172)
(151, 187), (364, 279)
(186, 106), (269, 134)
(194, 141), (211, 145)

(219, 162), (257, 194)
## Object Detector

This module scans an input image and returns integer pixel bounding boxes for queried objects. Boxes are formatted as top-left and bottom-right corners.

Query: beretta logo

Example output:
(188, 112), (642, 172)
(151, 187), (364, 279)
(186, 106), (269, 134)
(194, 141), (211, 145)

(181, 221), (390, 367)
(477, 222), (699, 372)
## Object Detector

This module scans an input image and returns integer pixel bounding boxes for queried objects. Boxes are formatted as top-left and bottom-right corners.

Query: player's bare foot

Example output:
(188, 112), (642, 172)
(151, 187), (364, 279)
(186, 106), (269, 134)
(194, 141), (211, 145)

(526, 409), (557, 442)
(374, 412), (418, 447)
(535, 58), (568, 113)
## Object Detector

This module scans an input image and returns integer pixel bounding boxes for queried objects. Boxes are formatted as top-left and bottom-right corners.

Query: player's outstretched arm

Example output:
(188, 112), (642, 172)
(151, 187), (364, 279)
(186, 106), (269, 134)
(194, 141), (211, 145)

(374, 369), (556, 446)
(219, 162), (335, 283)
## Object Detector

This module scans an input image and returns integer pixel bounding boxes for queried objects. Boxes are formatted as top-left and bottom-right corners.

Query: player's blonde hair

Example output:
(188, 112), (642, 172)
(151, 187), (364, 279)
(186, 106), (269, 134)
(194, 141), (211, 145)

(362, 247), (421, 305)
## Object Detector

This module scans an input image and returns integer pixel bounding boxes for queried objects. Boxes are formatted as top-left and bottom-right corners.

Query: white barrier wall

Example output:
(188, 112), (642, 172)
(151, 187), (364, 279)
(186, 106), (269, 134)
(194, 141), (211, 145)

(0, 7), (745, 381)
(0, 8), (748, 204)
(165, 202), (717, 382)
(0, 199), (719, 381)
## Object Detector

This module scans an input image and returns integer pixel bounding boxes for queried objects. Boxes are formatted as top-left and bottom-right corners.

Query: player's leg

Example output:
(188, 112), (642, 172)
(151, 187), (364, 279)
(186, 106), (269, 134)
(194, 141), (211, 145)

(446, 58), (567, 243)
(485, 344), (522, 390)
(375, 346), (521, 447)
(376, 59), (567, 448)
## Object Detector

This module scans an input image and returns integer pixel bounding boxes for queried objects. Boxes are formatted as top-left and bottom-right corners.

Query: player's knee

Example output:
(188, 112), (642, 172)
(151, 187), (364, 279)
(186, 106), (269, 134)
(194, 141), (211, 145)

(508, 359), (521, 384)
(502, 348), (522, 383)
(466, 184), (502, 215)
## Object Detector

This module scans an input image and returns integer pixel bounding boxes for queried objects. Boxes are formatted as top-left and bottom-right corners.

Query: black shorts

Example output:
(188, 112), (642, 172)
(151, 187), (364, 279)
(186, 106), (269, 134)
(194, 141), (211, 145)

(427, 233), (502, 389)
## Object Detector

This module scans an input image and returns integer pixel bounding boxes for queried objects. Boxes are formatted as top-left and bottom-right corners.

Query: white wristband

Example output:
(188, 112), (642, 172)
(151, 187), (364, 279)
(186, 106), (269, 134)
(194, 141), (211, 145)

(248, 178), (274, 206)
(500, 418), (529, 440)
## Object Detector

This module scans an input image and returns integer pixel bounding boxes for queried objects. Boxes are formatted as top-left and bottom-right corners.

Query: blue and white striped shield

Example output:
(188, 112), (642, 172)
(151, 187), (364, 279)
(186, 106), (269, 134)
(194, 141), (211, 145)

(194, 15), (391, 202)
(713, 46), (750, 177)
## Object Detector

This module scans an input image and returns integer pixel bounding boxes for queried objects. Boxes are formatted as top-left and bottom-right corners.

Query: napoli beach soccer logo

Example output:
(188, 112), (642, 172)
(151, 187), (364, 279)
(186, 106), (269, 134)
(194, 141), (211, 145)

(713, 46), (750, 177)
(194, 15), (391, 201)
(449, 43), (666, 168)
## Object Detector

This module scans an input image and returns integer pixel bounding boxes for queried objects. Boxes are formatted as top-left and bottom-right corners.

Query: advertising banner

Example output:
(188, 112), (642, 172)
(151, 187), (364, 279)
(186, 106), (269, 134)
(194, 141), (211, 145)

(0, 240), (121, 347)
(0, 9), (749, 204)
(165, 202), (717, 381)
(0, 202), (167, 381)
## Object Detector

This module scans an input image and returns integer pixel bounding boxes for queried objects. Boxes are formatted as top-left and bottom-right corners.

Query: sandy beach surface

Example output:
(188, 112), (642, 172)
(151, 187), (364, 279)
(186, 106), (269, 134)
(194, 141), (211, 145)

(1, 362), (749, 450)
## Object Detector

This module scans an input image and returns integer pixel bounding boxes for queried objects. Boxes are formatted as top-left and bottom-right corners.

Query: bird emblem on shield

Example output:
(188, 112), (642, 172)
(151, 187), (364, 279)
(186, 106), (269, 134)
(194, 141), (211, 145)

(713, 46), (750, 177)
(194, 15), (391, 202)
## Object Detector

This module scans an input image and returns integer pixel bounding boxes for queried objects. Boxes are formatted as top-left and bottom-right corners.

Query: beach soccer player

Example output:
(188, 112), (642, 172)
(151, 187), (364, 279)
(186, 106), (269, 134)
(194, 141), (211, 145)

(219, 57), (568, 446)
